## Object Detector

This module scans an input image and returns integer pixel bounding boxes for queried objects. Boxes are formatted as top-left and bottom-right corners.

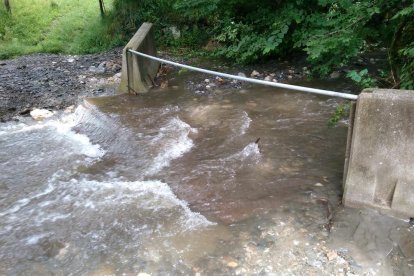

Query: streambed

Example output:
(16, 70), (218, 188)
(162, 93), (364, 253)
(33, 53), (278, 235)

(0, 73), (413, 275)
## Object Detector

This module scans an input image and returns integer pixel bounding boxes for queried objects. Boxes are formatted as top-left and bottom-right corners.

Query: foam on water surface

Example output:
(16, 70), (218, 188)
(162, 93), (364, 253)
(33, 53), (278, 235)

(226, 142), (261, 163)
(1, 177), (212, 233)
(0, 175), (214, 271)
(0, 105), (105, 159)
(145, 117), (196, 176)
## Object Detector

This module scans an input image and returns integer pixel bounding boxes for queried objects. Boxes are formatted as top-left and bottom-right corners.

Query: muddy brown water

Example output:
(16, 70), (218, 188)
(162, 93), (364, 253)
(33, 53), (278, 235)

(0, 76), (412, 275)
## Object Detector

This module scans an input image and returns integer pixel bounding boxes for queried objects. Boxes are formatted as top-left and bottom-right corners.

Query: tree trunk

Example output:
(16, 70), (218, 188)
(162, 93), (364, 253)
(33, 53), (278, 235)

(99, 0), (105, 17)
(4, 0), (11, 13)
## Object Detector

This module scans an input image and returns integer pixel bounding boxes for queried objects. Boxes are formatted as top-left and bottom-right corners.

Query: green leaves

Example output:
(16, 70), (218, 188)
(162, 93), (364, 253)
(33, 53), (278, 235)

(389, 1), (414, 89)
(392, 6), (414, 19)
(400, 43), (414, 89)
(106, 0), (414, 88)
(346, 69), (377, 88)
(328, 102), (352, 127)
(263, 24), (289, 55)
(173, 0), (220, 20)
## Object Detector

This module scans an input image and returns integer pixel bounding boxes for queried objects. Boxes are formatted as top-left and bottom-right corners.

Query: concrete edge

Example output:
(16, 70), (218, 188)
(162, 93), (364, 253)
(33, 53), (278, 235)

(118, 22), (160, 94)
(343, 88), (414, 219)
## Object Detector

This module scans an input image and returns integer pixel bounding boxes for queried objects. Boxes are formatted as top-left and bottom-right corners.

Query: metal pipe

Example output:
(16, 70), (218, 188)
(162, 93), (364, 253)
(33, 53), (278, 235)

(126, 48), (131, 94)
(128, 49), (358, 100)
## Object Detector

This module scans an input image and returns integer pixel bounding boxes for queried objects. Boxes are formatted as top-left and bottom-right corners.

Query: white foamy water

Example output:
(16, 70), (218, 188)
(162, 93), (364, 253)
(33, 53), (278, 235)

(0, 177), (212, 235)
(227, 142), (261, 162)
(0, 174), (214, 273)
(146, 117), (196, 176)
(0, 106), (105, 159)
(239, 111), (252, 135)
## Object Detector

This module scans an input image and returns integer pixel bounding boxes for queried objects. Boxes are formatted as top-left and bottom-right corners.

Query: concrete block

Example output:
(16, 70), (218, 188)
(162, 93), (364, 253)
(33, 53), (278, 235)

(343, 89), (414, 218)
(118, 23), (160, 94)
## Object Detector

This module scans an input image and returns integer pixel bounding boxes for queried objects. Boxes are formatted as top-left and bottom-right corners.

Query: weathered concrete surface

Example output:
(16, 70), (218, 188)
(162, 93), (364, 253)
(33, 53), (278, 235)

(343, 89), (414, 218)
(118, 23), (160, 94)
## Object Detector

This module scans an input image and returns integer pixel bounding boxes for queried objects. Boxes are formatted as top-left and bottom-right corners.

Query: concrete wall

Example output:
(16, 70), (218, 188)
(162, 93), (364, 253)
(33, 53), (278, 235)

(118, 23), (160, 94)
(343, 89), (414, 218)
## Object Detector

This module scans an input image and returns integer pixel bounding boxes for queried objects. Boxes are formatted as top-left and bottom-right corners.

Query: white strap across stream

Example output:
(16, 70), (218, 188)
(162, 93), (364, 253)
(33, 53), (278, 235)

(127, 49), (358, 100)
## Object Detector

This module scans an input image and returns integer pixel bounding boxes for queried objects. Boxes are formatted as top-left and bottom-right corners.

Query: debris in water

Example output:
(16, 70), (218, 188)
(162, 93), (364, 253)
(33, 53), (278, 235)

(227, 261), (239, 268)
(255, 138), (262, 153)
(160, 80), (169, 89)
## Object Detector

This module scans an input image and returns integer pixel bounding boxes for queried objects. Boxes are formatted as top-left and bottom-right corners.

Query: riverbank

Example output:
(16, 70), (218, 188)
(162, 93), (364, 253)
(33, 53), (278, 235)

(0, 48), (362, 122)
(0, 48), (123, 122)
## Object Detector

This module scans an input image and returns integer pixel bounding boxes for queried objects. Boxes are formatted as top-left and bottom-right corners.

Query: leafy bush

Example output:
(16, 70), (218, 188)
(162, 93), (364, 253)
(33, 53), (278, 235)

(109, 0), (412, 84)
(399, 44), (414, 89)
(346, 69), (377, 88)
(390, 4), (414, 89)
(1, 0), (413, 89)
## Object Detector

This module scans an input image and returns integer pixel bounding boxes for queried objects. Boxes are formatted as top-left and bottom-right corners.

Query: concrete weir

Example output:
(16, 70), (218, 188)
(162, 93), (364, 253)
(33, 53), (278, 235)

(343, 89), (414, 218)
(117, 24), (413, 218)
(118, 22), (160, 94)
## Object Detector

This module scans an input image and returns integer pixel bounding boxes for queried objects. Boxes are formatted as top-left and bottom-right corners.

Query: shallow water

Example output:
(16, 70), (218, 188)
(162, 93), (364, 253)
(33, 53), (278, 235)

(0, 77), (412, 275)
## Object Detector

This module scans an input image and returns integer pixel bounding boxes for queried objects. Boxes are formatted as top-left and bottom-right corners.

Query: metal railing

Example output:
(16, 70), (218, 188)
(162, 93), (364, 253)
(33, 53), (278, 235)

(127, 49), (358, 100)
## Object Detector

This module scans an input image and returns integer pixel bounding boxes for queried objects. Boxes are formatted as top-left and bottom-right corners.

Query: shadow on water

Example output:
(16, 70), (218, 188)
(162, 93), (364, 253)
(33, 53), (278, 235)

(0, 75), (412, 275)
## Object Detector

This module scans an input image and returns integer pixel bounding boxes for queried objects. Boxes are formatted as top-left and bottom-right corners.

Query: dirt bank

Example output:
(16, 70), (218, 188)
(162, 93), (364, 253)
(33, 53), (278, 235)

(0, 48), (123, 122)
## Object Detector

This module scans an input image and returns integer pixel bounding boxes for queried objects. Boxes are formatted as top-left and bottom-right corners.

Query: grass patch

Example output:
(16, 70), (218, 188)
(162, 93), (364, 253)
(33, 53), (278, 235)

(0, 0), (121, 59)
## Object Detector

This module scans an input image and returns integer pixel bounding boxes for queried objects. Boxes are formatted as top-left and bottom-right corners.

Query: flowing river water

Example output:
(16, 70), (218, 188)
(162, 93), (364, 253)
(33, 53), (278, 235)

(0, 74), (413, 275)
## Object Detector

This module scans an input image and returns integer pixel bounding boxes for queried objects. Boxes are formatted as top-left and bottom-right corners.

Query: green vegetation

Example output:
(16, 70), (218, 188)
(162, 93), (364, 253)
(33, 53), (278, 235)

(0, 0), (119, 59)
(346, 69), (377, 89)
(1, 0), (413, 89)
(328, 102), (352, 127)
(106, 0), (413, 89)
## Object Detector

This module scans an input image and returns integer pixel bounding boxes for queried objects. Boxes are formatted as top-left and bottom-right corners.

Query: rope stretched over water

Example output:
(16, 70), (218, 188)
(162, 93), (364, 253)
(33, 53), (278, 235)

(127, 49), (358, 100)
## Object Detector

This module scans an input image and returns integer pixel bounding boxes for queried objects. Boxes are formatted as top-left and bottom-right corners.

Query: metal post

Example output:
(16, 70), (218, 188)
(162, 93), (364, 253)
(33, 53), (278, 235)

(126, 48), (131, 94)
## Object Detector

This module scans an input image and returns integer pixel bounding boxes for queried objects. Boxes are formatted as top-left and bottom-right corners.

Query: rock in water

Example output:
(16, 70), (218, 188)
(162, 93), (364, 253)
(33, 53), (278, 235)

(30, 109), (54, 121)
(326, 250), (338, 261)
(250, 70), (260, 77)
(89, 64), (106, 74)
(330, 71), (341, 79)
